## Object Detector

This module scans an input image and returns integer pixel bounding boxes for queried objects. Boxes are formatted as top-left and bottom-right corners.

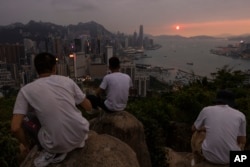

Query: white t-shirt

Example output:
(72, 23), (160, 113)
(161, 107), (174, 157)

(100, 72), (132, 111)
(13, 75), (89, 153)
(194, 105), (246, 164)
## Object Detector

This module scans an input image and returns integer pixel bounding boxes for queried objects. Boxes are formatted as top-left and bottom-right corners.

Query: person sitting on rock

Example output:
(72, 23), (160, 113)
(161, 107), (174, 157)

(191, 89), (246, 165)
(11, 52), (92, 167)
(87, 56), (133, 114)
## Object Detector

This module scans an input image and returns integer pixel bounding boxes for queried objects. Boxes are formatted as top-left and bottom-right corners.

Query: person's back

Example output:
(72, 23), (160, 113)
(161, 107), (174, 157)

(11, 52), (92, 167)
(196, 105), (245, 164)
(192, 90), (246, 165)
(101, 72), (131, 111)
(87, 56), (133, 113)
(20, 75), (89, 153)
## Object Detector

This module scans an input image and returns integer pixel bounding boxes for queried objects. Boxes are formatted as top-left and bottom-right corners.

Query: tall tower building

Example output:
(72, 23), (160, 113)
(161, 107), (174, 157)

(133, 31), (137, 47)
(106, 46), (113, 66)
(138, 25), (144, 49)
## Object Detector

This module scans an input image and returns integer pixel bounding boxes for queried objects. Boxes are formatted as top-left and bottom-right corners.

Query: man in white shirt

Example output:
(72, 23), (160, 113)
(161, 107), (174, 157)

(87, 56), (133, 113)
(11, 52), (92, 167)
(191, 90), (246, 165)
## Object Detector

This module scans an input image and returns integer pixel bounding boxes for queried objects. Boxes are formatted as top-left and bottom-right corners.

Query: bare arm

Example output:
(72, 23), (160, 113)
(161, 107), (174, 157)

(237, 136), (246, 150)
(96, 87), (105, 97)
(11, 114), (30, 150)
(192, 125), (197, 132)
(80, 97), (92, 112)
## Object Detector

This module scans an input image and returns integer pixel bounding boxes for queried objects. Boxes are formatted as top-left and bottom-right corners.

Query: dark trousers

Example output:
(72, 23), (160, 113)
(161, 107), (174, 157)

(86, 95), (115, 113)
(22, 112), (42, 149)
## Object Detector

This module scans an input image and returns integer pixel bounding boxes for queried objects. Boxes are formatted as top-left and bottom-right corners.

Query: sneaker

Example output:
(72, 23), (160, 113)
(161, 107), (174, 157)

(34, 150), (67, 167)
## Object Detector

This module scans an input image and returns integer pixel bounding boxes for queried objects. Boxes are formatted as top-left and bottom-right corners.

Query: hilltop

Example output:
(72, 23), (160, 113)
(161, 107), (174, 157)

(0, 20), (113, 43)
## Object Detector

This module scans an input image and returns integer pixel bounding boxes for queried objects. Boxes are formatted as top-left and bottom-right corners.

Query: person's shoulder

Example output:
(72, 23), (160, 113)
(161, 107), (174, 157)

(199, 105), (219, 114)
(51, 75), (72, 81)
(202, 105), (216, 110)
(119, 72), (131, 78)
(21, 79), (38, 89)
(230, 107), (246, 118)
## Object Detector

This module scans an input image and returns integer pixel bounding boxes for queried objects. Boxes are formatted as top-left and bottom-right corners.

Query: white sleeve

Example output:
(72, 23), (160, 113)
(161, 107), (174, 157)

(194, 109), (206, 130)
(238, 114), (246, 136)
(99, 76), (108, 90)
(13, 90), (29, 115)
(73, 81), (85, 105)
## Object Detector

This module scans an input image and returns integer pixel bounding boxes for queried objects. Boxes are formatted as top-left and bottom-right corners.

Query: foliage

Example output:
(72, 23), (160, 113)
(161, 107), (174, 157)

(0, 86), (18, 98)
(0, 96), (16, 122)
(210, 65), (247, 89)
(127, 97), (170, 167)
(0, 96), (20, 167)
(149, 76), (171, 91)
(127, 68), (250, 166)
(0, 121), (19, 167)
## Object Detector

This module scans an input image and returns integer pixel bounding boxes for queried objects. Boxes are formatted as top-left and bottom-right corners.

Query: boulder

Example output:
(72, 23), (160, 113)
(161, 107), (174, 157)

(194, 162), (229, 167)
(90, 111), (152, 167)
(164, 147), (193, 167)
(164, 147), (229, 167)
(20, 131), (140, 167)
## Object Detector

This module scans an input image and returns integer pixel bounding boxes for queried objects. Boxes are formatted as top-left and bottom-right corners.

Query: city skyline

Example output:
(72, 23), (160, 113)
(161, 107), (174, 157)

(1, 0), (250, 37)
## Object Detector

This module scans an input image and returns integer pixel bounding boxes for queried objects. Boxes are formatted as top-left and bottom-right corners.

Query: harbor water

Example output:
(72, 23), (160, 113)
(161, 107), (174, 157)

(134, 37), (250, 82)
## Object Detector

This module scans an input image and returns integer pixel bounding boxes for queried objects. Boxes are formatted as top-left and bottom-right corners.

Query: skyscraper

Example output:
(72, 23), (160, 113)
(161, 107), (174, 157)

(138, 25), (143, 49)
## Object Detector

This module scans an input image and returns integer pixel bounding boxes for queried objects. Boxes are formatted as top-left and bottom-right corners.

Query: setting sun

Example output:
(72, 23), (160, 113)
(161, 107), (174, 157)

(176, 25), (180, 30)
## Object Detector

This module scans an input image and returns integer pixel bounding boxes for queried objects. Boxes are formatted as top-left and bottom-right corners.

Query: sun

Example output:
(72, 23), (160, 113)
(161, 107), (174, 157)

(176, 25), (180, 30)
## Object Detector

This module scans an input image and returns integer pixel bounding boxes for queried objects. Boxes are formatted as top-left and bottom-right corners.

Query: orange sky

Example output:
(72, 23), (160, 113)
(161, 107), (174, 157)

(149, 19), (250, 37)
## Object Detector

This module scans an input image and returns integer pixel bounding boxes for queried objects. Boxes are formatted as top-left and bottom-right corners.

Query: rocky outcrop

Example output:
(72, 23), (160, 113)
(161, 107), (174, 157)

(165, 147), (194, 167)
(90, 111), (152, 167)
(20, 131), (140, 167)
(164, 147), (229, 167)
(194, 162), (229, 167)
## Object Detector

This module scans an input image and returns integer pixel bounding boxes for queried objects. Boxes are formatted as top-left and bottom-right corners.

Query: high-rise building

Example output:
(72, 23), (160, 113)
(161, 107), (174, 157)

(133, 31), (137, 47)
(106, 46), (113, 66)
(120, 61), (149, 97)
(0, 62), (16, 88)
(138, 25), (144, 49)
(0, 43), (25, 65)
(74, 34), (91, 53)
(120, 61), (136, 84)
(68, 52), (88, 78)
(134, 73), (149, 97)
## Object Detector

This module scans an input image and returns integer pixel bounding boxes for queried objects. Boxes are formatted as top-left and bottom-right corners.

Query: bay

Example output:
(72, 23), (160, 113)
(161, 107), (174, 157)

(135, 37), (250, 80)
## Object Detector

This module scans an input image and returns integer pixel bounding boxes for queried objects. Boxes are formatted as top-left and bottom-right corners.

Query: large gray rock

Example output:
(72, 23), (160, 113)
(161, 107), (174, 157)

(90, 111), (152, 167)
(20, 131), (140, 167)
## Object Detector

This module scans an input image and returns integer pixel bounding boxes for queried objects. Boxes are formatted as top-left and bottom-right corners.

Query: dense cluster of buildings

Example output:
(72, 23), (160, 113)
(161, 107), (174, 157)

(0, 24), (155, 97)
(210, 40), (250, 59)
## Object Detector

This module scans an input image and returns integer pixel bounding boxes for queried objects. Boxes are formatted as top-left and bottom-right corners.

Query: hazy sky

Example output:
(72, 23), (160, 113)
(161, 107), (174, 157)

(1, 0), (250, 37)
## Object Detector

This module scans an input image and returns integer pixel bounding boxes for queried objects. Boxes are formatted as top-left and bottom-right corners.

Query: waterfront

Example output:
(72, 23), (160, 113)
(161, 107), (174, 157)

(135, 37), (250, 82)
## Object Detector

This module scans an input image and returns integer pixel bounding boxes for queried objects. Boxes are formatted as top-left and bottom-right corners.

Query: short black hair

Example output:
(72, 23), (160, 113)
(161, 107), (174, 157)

(109, 56), (120, 70)
(34, 52), (56, 75)
(214, 89), (236, 107)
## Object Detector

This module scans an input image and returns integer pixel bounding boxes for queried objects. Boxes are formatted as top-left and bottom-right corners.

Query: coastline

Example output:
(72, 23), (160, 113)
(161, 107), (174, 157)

(145, 44), (162, 50)
(136, 38), (250, 78)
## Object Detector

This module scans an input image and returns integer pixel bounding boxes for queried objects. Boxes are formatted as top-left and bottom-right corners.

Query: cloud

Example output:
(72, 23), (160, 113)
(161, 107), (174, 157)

(50, 0), (99, 12)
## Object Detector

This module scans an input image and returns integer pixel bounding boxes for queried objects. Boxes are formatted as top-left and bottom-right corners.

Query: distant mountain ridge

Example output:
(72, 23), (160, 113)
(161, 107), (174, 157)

(0, 20), (113, 43)
(1, 20), (250, 44)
